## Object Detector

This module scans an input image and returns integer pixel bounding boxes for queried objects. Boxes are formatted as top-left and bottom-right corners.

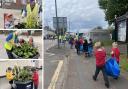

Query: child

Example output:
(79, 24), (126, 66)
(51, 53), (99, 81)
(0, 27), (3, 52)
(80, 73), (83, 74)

(75, 39), (80, 55)
(88, 38), (93, 56)
(6, 67), (14, 89)
(111, 42), (120, 64)
(93, 41), (109, 88)
(29, 37), (34, 47)
(83, 39), (88, 57)
(32, 68), (39, 89)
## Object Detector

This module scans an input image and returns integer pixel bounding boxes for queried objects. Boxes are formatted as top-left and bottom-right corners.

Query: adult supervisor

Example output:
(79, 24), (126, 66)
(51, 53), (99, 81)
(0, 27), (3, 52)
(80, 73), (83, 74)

(4, 31), (19, 59)
(22, 0), (39, 28)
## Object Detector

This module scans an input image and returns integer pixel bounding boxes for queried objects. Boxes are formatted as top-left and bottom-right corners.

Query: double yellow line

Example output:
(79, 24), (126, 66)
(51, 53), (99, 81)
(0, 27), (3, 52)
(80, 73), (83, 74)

(48, 60), (64, 89)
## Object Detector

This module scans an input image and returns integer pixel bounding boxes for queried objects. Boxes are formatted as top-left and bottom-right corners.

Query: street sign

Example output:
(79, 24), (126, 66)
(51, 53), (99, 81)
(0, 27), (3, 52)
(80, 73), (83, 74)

(53, 17), (67, 29)
(53, 17), (67, 35)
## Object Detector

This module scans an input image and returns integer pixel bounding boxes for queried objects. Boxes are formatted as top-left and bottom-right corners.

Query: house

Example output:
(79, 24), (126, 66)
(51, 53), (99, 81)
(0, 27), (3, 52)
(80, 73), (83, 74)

(44, 26), (56, 39)
(89, 28), (110, 41)
(1, 0), (41, 9)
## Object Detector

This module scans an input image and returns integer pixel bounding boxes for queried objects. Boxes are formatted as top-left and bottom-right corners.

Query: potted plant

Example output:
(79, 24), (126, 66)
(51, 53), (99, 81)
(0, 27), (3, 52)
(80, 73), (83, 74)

(12, 42), (40, 59)
(13, 66), (33, 89)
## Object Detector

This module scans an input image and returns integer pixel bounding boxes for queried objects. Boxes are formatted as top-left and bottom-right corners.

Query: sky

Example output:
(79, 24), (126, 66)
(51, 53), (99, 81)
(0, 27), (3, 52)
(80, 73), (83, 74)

(44, 0), (108, 33)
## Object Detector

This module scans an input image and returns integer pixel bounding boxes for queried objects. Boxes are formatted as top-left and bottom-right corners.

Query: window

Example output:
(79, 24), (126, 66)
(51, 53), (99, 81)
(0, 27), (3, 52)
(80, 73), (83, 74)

(2, 0), (16, 3)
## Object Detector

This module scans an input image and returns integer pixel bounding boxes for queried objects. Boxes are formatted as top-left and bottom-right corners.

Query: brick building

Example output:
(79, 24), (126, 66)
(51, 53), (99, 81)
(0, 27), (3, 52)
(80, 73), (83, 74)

(0, 0), (41, 9)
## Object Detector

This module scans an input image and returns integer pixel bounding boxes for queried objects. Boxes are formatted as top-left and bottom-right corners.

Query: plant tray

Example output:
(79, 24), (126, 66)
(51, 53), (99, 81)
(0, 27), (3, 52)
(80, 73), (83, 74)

(15, 80), (33, 89)
(12, 52), (40, 59)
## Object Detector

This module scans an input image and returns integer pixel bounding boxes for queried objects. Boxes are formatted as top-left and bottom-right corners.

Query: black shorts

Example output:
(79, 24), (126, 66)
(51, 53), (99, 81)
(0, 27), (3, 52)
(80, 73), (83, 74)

(9, 80), (13, 84)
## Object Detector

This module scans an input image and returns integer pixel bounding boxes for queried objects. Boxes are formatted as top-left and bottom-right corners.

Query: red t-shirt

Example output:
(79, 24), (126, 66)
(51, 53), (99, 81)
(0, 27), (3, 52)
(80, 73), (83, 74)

(94, 48), (106, 67)
(79, 38), (83, 44)
(111, 47), (120, 62)
(32, 71), (39, 86)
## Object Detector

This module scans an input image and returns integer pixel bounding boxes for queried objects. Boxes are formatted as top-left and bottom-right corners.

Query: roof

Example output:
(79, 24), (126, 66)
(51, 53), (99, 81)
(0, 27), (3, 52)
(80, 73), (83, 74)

(90, 29), (109, 33)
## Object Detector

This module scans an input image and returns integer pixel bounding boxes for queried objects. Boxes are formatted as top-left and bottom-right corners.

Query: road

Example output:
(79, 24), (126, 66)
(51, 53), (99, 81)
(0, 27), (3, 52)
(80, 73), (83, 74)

(44, 39), (57, 89)
(0, 70), (42, 89)
(44, 39), (57, 52)
(44, 40), (71, 89)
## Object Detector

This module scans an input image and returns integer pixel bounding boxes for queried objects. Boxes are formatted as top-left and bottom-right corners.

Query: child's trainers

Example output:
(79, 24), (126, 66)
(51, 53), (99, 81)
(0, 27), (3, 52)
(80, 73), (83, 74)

(105, 83), (109, 88)
(92, 75), (96, 81)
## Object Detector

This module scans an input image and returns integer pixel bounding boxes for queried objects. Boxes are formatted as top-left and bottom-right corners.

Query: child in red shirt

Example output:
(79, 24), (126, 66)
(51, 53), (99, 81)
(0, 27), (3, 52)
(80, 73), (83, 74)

(111, 42), (120, 64)
(93, 41), (109, 88)
(32, 68), (39, 89)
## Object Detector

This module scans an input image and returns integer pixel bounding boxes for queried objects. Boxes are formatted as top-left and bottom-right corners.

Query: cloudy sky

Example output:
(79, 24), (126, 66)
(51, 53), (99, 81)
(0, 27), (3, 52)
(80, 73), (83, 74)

(44, 0), (108, 32)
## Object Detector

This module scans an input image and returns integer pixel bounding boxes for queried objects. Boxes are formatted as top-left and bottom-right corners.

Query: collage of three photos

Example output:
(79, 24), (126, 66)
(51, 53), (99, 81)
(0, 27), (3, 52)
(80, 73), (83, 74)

(0, 0), (43, 89)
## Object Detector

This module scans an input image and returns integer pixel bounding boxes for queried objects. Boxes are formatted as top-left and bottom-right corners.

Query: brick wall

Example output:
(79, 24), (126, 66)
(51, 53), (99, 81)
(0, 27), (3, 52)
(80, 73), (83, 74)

(2, 0), (25, 9)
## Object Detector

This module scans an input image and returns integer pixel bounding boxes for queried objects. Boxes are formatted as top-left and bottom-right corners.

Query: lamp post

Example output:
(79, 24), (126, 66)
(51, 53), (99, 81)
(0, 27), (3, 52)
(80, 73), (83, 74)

(114, 15), (117, 42)
(55, 0), (60, 48)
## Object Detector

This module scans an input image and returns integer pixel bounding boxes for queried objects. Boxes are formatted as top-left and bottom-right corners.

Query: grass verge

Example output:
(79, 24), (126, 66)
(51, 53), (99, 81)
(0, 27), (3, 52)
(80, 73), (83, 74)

(120, 54), (128, 72)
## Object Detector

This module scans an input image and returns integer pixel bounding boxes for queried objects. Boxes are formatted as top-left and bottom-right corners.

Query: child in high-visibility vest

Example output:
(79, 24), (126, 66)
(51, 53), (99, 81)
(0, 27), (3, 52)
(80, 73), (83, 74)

(6, 67), (14, 89)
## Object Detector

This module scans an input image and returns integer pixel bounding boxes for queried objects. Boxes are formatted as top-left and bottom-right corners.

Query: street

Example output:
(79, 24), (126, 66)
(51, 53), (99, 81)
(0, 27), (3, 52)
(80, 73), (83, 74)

(44, 42), (128, 89)
(44, 40), (70, 89)
(0, 70), (42, 89)
(44, 40), (57, 52)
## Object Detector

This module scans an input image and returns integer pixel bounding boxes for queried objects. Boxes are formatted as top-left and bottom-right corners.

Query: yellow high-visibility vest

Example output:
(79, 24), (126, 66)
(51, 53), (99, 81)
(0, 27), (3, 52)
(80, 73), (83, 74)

(26, 3), (39, 28)
(63, 35), (66, 40)
(4, 33), (15, 51)
(59, 35), (62, 40)
(6, 71), (14, 80)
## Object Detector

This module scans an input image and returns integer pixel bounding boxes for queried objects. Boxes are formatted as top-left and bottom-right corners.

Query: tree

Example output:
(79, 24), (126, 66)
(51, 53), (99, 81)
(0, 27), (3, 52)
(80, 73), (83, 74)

(98, 0), (128, 25)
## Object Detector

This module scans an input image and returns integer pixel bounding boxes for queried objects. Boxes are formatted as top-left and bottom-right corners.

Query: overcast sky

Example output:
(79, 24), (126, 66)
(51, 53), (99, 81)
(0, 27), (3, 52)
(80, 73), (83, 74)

(44, 0), (108, 32)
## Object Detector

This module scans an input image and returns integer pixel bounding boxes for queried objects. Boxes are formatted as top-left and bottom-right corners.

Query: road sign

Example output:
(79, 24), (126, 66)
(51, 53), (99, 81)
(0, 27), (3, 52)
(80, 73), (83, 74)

(53, 17), (67, 35)
(53, 17), (67, 29)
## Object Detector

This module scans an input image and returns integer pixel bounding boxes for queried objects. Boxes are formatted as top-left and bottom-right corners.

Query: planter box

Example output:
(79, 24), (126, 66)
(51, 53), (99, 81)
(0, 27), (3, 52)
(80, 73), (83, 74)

(12, 52), (40, 59)
(15, 81), (33, 89)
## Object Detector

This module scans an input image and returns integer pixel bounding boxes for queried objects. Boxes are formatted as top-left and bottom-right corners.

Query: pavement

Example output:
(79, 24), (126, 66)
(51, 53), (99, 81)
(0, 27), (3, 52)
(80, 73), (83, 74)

(0, 34), (42, 59)
(0, 70), (42, 89)
(63, 49), (128, 89)
(0, 34), (8, 59)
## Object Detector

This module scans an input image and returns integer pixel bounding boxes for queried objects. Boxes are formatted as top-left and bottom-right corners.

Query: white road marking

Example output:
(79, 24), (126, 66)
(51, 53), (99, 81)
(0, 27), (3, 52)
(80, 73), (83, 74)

(45, 52), (55, 56)
(48, 60), (64, 89)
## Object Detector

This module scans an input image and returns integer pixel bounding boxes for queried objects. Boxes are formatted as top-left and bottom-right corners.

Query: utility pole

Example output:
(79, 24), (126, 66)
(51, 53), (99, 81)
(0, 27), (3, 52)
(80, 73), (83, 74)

(1, 0), (2, 8)
(69, 20), (70, 35)
(114, 15), (117, 42)
(55, 0), (60, 48)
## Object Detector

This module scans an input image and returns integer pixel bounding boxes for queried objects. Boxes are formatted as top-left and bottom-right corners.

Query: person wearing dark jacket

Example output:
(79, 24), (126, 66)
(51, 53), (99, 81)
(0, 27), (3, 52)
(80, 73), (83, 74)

(88, 38), (93, 56)
(93, 41), (109, 88)
(75, 39), (80, 55)
(83, 39), (88, 57)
